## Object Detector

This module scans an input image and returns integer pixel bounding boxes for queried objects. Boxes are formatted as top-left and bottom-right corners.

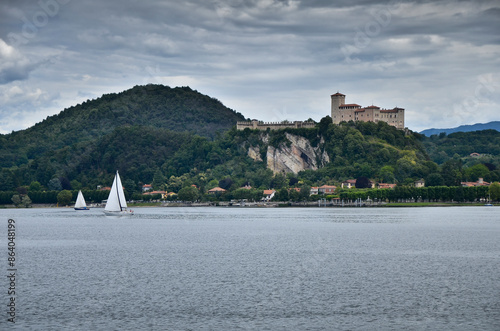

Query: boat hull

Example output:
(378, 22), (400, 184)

(74, 207), (90, 210)
(103, 210), (134, 217)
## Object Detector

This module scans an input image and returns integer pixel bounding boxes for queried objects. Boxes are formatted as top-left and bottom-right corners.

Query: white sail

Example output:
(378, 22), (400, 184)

(104, 171), (132, 216)
(115, 171), (127, 208)
(74, 190), (87, 209)
(105, 172), (121, 211)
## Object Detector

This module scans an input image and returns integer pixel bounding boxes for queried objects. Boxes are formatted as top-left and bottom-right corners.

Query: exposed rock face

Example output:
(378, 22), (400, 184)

(247, 146), (262, 162)
(265, 133), (329, 174)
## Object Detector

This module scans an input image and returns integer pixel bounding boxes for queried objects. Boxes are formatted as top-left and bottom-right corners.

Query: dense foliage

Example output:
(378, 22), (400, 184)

(0, 84), (245, 168)
(423, 130), (500, 163)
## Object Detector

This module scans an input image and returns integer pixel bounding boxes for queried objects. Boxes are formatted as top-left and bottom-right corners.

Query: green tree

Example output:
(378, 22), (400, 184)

(152, 169), (166, 189)
(57, 190), (73, 206)
(318, 116), (332, 135)
(298, 185), (311, 201)
(123, 179), (137, 195)
(178, 186), (199, 202)
(21, 195), (32, 208)
(274, 188), (289, 201)
(48, 178), (62, 191)
(70, 180), (82, 191)
(11, 195), (21, 207)
(12, 194), (33, 207)
(355, 176), (372, 188)
(167, 175), (184, 193)
(441, 159), (463, 186)
(425, 173), (444, 187)
(207, 179), (219, 190)
(29, 181), (42, 191)
(489, 182), (500, 201)
(464, 164), (489, 182)
(271, 174), (287, 190)
(379, 166), (395, 183)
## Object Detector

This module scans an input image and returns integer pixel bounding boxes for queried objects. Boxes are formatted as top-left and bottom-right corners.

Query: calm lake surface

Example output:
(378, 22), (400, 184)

(0, 207), (499, 330)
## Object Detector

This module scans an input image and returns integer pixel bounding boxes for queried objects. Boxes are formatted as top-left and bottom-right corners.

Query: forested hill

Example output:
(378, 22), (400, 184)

(0, 85), (245, 168)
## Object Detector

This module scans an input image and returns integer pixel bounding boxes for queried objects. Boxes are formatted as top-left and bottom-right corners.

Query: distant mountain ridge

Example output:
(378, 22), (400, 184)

(420, 121), (500, 136)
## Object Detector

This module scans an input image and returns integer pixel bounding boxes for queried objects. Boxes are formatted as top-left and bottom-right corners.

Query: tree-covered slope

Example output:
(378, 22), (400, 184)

(0, 85), (245, 168)
(423, 129), (500, 164)
(1, 117), (434, 192)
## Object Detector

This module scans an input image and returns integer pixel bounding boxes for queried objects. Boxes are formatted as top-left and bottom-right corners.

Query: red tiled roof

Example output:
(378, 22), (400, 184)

(380, 107), (404, 113)
(378, 183), (396, 189)
(263, 190), (276, 195)
(208, 187), (226, 192)
(331, 92), (345, 96)
(461, 181), (490, 187)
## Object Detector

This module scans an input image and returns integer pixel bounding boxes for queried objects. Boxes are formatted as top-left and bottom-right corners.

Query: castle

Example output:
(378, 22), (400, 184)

(331, 92), (405, 129)
(236, 91), (405, 130)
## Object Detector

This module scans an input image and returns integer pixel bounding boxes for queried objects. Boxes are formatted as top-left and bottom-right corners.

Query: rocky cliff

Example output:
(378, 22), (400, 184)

(247, 133), (329, 174)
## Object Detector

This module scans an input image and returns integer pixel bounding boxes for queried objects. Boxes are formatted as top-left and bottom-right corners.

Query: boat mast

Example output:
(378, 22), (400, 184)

(116, 171), (123, 211)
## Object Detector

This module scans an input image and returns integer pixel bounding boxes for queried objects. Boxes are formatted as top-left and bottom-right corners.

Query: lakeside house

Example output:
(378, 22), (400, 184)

(310, 187), (319, 195)
(142, 184), (153, 192)
(318, 185), (336, 194)
(378, 183), (397, 189)
(263, 190), (276, 201)
(144, 190), (167, 199)
(415, 179), (425, 188)
(341, 179), (356, 189)
(208, 187), (227, 195)
(461, 178), (490, 187)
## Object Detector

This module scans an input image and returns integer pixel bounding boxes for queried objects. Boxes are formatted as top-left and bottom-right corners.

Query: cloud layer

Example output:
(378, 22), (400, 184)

(0, 0), (499, 133)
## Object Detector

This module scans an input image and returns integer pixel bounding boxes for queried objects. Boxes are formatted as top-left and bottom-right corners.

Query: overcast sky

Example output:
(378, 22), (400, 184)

(1, 0), (499, 134)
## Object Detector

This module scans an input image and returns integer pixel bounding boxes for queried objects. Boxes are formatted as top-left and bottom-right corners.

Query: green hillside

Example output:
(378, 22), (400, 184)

(0, 115), (433, 193)
(0, 84), (245, 168)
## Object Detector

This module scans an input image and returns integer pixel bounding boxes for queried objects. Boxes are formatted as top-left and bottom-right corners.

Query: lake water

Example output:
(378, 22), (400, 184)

(0, 207), (499, 330)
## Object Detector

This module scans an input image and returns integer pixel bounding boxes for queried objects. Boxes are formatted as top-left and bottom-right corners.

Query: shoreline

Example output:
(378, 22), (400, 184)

(1, 202), (494, 209)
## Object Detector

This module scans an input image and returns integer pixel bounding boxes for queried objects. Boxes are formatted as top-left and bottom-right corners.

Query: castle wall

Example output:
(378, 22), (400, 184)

(331, 93), (405, 129)
(236, 120), (316, 131)
(237, 91), (405, 132)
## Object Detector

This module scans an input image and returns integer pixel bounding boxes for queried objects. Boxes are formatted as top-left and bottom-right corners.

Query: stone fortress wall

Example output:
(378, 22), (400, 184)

(237, 120), (316, 131)
(236, 91), (405, 131)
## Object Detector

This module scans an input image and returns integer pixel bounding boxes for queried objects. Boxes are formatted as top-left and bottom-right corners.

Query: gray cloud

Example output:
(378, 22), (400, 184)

(0, 0), (499, 133)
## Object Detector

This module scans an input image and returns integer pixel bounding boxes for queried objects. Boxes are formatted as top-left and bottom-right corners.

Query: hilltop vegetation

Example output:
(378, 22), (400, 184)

(0, 85), (245, 168)
(423, 130), (500, 164)
(0, 116), (434, 196)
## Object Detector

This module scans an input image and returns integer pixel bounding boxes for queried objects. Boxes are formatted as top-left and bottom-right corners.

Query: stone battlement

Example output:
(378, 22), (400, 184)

(237, 120), (316, 131)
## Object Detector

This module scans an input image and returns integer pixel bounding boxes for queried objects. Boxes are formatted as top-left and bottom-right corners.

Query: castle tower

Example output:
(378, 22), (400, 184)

(331, 92), (345, 124)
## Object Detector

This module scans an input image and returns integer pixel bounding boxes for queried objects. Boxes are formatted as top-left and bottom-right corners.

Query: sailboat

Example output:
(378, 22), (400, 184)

(74, 190), (90, 210)
(104, 171), (134, 217)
